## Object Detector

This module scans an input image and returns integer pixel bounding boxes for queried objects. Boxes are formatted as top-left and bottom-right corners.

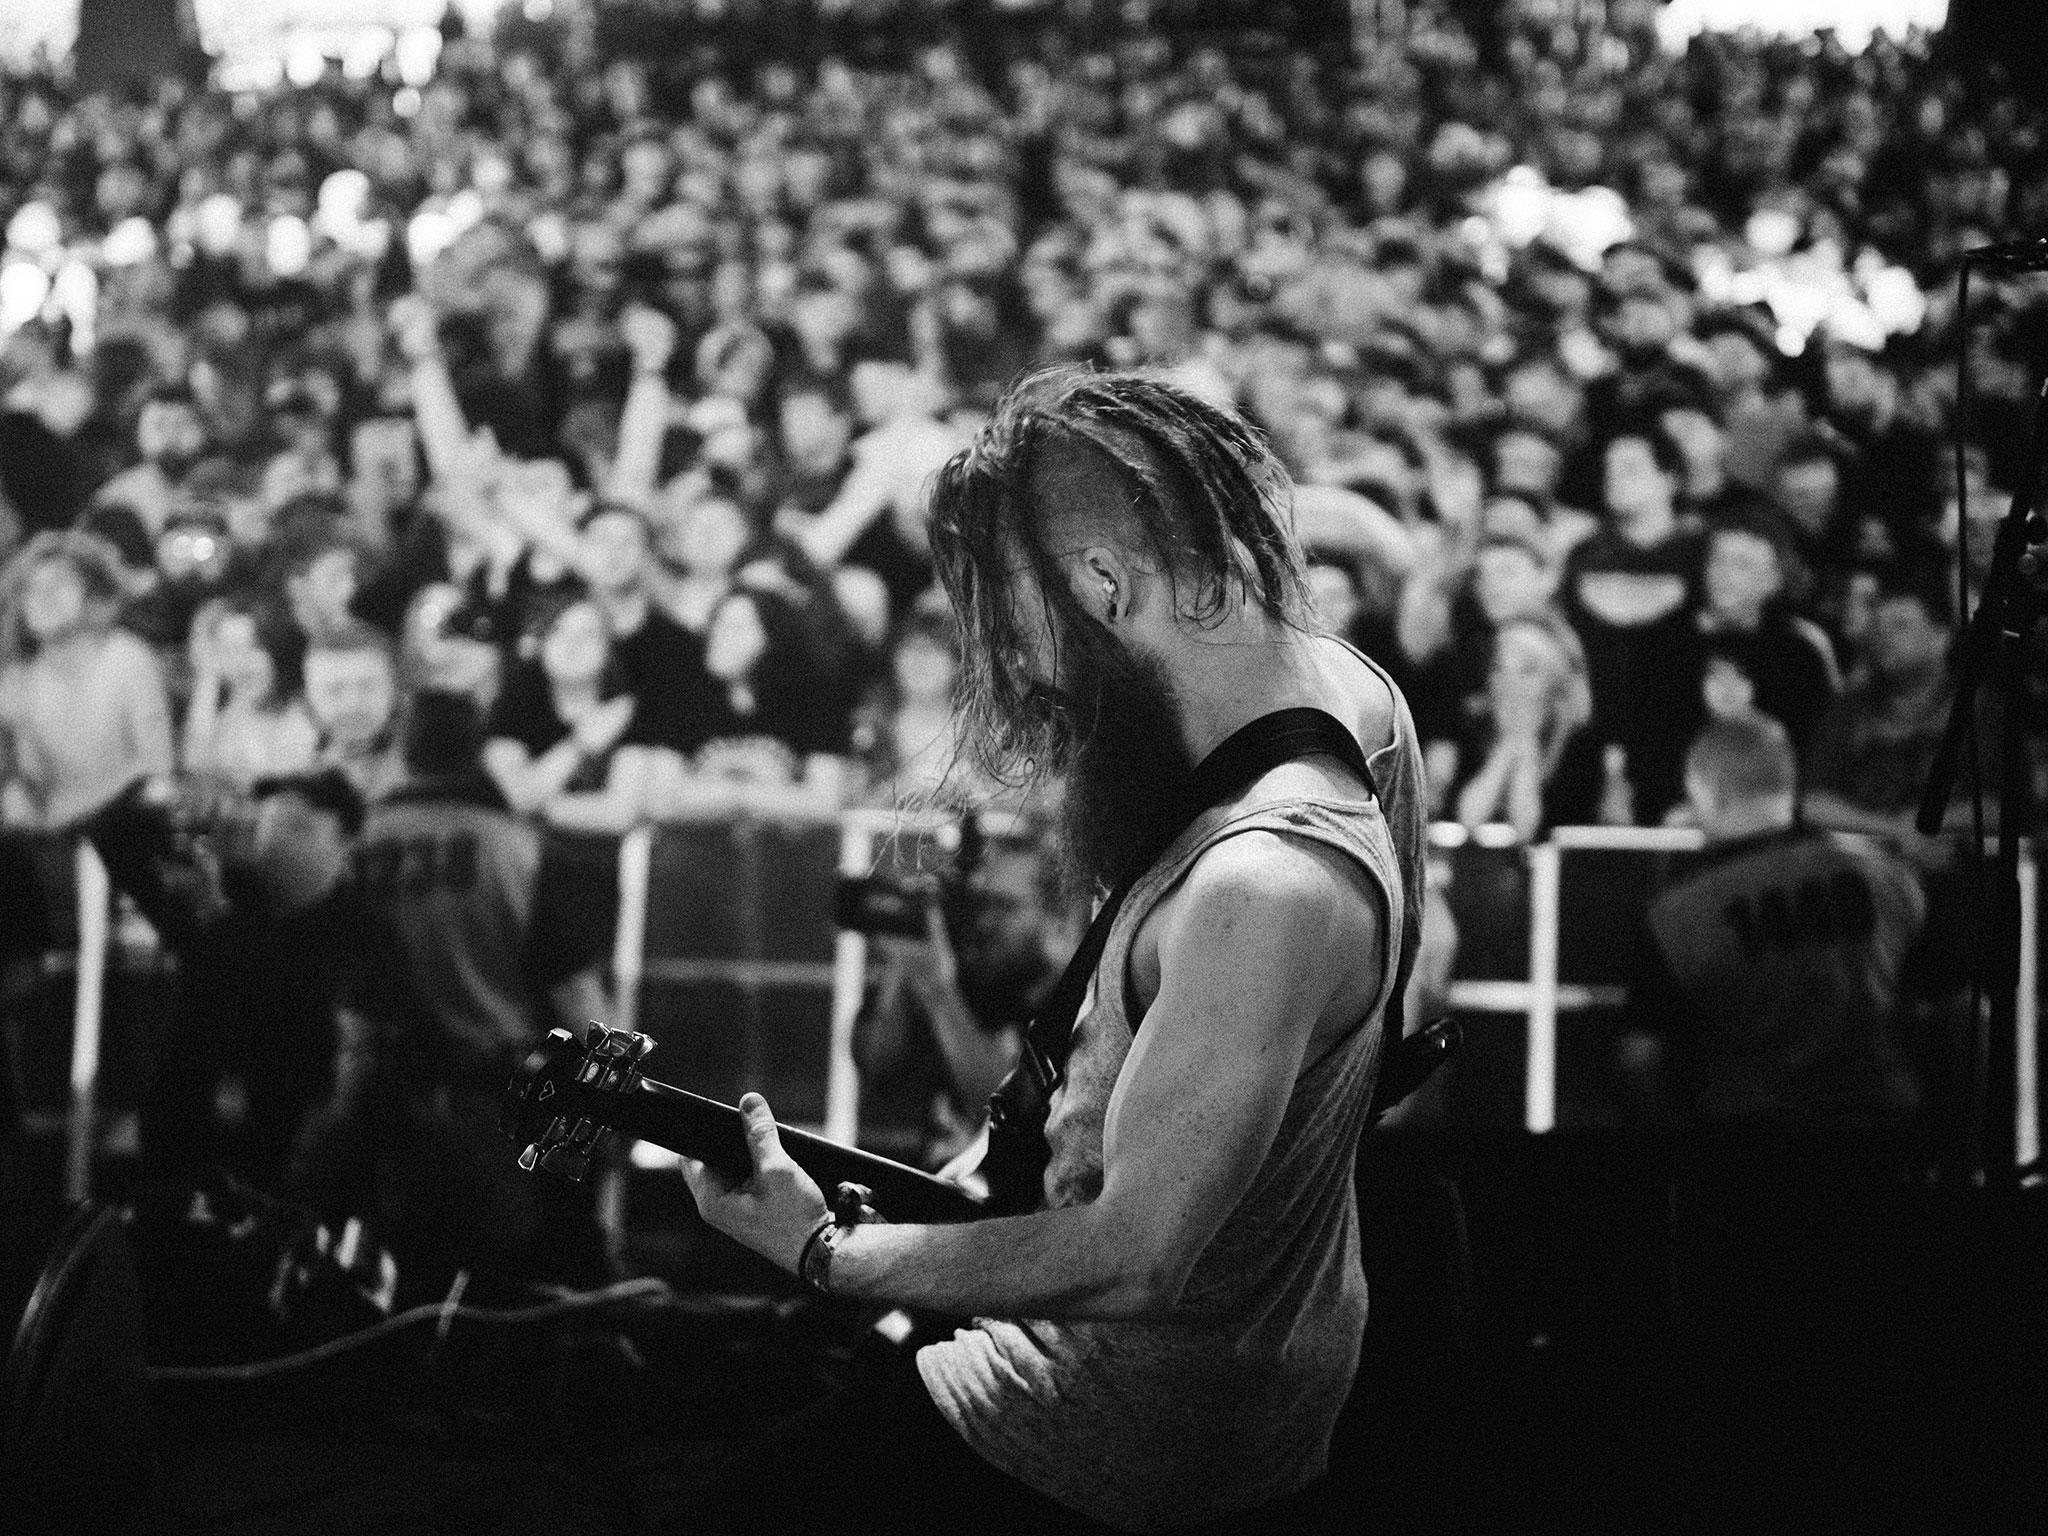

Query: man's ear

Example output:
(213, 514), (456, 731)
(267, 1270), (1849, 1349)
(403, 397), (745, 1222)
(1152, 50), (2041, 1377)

(1072, 545), (1132, 624)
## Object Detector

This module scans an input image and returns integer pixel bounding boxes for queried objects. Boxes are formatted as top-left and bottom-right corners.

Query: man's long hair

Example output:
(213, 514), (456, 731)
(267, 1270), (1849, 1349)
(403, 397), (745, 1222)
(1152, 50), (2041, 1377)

(927, 368), (1311, 789)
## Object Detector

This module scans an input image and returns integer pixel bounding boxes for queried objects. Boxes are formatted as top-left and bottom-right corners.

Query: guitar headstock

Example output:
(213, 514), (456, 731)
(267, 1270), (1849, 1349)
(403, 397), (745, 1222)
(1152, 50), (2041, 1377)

(505, 1023), (655, 1182)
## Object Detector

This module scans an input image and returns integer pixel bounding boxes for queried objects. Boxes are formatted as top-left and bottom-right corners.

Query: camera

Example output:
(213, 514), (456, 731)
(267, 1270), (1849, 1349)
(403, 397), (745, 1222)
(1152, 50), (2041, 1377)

(833, 815), (985, 941)
(83, 770), (364, 950)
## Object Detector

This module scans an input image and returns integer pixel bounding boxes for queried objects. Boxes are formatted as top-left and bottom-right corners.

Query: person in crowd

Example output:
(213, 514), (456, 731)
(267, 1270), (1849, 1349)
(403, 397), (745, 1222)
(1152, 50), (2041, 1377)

(1816, 332), (1947, 545)
(180, 594), (319, 788)
(1405, 527), (1564, 785)
(654, 584), (853, 820)
(1803, 564), (1961, 855)
(1560, 426), (1705, 824)
(485, 589), (654, 832)
(1450, 616), (1602, 841)
(92, 383), (210, 537)
(278, 529), (372, 646)
(1768, 431), (1856, 580)
(399, 581), (506, 709)
(0, 530), (174, 827)
(300, 620), (404, 803)
(853, 596), (975, 809)
(1692, 516), (1840, 757)
(781, 359), (960, 613)
(575, 498), (726, 754)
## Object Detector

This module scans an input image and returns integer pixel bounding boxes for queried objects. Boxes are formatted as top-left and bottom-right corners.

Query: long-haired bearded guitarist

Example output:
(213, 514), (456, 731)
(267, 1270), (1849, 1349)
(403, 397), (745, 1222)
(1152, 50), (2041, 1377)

(680, 369), (1426, 1533)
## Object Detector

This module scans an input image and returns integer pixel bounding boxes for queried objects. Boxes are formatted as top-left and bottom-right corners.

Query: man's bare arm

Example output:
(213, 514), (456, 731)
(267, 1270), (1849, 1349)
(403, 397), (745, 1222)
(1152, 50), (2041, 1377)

(683, 832), (1382, 1319)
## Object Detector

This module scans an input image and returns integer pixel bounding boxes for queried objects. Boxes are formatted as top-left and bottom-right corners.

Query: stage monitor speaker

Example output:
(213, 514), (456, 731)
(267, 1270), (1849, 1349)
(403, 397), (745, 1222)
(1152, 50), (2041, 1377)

(0, 1200), (154, 1535)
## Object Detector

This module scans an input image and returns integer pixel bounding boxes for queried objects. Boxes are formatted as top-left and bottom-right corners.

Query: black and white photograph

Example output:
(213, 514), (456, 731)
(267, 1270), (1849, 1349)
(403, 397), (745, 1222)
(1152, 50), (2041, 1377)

(0, 2), (2040, 1532)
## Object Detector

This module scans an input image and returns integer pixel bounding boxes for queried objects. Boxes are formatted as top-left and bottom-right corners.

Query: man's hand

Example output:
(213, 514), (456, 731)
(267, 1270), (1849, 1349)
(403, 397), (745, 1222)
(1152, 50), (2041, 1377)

(390, 294), (441, 364)
(571, 696), (636, 758)
(876, 900), (961, 1003)
(677, 1093), (829, 1273)
(619, 304), (678, 375)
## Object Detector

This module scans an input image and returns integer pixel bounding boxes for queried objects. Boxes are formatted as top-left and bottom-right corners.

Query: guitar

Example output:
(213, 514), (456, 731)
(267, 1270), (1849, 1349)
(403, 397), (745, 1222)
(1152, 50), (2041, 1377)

(504, 1023), (988, 1224)
(508, 1017), (1460, 1222)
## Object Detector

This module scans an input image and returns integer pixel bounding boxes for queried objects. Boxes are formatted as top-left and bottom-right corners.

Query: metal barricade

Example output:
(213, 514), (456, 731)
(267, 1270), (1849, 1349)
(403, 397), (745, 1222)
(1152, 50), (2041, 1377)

(41, 814), (2039, 1196)
(1433, 823), (2040, 1161)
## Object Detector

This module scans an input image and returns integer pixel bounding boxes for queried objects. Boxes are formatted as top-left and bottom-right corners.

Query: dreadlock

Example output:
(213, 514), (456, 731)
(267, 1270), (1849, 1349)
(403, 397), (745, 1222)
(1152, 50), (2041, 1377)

(927, 366), (1311, 787)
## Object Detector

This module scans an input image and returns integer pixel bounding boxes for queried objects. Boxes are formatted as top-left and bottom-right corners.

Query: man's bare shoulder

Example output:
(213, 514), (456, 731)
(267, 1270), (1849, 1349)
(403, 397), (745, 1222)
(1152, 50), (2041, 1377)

(1166, 827), (1382, 958)
(1135, 828), (1386, 1052)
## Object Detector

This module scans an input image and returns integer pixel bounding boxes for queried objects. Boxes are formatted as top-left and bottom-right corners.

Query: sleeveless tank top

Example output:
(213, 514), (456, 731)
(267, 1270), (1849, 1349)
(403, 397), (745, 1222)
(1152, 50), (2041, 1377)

(918, 760), (1413, 1529)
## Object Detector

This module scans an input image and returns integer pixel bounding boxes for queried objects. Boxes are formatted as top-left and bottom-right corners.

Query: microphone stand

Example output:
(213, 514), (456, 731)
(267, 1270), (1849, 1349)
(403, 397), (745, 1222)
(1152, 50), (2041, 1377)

(1915, 371), (2048, 1188)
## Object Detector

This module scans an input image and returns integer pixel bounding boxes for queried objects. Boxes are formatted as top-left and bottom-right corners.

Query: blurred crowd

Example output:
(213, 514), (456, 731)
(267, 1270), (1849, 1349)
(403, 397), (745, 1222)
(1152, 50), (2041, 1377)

(2, 1), (2046, 868)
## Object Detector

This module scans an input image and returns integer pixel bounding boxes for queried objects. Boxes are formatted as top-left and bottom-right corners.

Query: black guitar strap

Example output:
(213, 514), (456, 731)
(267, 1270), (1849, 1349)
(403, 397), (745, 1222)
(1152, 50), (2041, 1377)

(1018, 706), (1376, 1097)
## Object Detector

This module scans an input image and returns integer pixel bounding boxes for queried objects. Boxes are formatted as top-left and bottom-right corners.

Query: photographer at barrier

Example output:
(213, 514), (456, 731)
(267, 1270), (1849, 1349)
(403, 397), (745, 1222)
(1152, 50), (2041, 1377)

(87, 768), (377, 1187)
(847, 826), (1068, 1173)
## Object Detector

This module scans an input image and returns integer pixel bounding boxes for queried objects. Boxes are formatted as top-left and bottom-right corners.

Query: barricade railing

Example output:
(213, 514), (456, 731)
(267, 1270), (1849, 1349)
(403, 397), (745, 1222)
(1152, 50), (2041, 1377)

(1431, 822), (2040, 1162)
(35, 815), (2042, 1196)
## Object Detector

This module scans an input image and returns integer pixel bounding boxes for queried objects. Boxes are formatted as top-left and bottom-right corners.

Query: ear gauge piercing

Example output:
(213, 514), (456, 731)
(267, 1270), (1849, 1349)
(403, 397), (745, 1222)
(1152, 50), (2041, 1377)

(1102, 581), (1118, 620)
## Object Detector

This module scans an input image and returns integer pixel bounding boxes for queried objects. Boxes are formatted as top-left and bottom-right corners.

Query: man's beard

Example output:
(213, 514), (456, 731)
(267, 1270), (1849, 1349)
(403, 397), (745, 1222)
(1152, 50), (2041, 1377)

(1042, 631), (1196, 898)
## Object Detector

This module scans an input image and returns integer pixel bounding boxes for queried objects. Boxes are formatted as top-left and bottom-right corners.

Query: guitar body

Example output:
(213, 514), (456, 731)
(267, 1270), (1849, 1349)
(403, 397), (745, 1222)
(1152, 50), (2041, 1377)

(506, 1025), (987, 1226)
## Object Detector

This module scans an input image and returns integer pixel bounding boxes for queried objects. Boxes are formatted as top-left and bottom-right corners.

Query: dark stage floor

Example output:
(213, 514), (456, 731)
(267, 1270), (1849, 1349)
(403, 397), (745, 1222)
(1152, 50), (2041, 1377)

(15, 1135), (2047, 1536)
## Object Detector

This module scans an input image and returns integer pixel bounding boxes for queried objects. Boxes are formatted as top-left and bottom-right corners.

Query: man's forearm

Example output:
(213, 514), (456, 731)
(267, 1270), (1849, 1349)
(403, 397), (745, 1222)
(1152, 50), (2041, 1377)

(829, 1201), (1170, 1321)
(914, 980), (1018, 1108)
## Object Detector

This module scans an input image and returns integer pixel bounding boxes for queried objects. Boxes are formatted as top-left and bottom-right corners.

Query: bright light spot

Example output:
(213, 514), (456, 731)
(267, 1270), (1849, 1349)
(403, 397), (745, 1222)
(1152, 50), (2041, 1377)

(1491, 166), (1551, 248)
(445, 189), (485, 234)
(342, 29), (393, 81)
(102, 217), (159, 267)
(52, 260), (96, 352)
(407, 209), (459, 269)
(286, 43), (326, 89)
(527, 211), (569, 264)
(267, 216), (312, 278)
(318, 169), (370, 225)
(1655, 0), (1948, 53)
(0, 260), (51, 334)
(393, 87), (423, 119)
(197, 194), (244, 256)
(217, 56), (285, 93)
(396, 27), (441, 89)
(1863, 264), (1927, 335)
(1828, 298), (1888, 353)
(349, 219), (393, 260)
(1746, 208), (1802, 259)
(6, 201), (61, 257)
(524, 0), (557, 19)
(1546, 186), (1634, 271)
(1776, 326), (1807, 357)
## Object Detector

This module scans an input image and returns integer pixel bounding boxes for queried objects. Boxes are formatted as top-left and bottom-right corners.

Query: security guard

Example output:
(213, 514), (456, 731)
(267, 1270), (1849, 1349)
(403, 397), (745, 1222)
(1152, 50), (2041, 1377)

(1621, 714), (1936, 1532)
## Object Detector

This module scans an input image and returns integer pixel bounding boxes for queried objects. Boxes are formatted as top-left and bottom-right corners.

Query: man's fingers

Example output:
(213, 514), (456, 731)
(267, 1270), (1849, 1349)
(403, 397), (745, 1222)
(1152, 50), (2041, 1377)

(738, 1092), (784, 1166)
(677, 1155), (715, 1204)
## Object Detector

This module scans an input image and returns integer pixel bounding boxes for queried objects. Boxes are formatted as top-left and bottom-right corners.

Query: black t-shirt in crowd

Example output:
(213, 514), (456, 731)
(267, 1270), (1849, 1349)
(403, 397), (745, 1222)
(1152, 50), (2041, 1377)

(608, 606), (727, 755)
(486, 665), (612, 792)
(1562, 525), (1705, 823)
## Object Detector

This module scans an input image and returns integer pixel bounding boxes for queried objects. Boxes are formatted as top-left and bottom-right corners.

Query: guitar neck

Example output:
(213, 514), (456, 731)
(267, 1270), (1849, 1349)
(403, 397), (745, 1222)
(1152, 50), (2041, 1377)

(608, 1077), (986, 1225)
